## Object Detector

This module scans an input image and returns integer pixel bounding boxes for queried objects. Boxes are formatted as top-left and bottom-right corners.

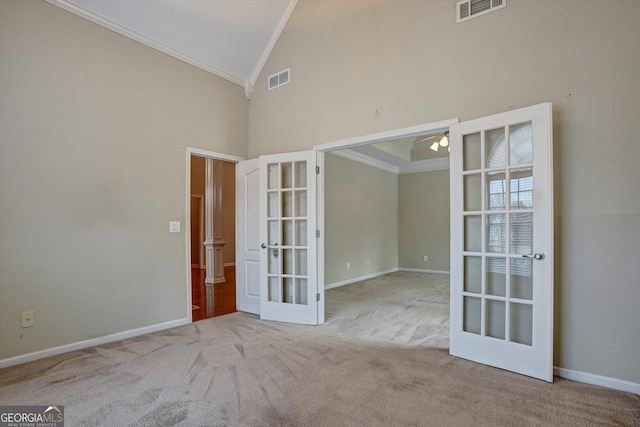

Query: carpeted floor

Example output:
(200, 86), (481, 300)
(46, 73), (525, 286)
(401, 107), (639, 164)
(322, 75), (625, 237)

(1, 272), (638, 426)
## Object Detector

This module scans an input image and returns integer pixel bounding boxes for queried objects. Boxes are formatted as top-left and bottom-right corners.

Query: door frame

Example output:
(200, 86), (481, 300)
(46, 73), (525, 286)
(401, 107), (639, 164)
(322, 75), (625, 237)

(185, 147), (244, 322)
(313, 118), (459, 312)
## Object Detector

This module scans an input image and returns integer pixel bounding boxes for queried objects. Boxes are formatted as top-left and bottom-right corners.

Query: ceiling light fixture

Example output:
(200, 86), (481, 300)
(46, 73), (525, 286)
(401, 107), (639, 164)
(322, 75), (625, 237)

(414, 131), (450, 153)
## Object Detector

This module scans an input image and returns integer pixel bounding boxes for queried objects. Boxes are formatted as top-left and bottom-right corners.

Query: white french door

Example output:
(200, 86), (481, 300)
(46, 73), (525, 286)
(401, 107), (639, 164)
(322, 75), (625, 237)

(259, 151), (319, 325)
(449, 103), (554, 381)
(236, 159), (260, 314)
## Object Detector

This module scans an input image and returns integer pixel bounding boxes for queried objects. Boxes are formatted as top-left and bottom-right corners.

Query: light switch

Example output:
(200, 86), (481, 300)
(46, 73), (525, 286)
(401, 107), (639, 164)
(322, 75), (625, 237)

(169, 221), (181, 233)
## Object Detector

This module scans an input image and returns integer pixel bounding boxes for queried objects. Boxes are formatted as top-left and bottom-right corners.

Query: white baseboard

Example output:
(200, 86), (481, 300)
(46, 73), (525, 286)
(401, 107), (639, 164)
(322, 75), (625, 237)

(398, 268), (450, 275)
(0, 318), (190, 369)
(554, 366), (640, 395)
(325, 268), (399, 290)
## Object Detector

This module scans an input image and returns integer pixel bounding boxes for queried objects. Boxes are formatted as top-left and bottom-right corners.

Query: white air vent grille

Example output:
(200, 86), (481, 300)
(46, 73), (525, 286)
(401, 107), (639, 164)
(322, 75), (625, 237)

(456, 0), (506, 23)
(268, 68), (290, 91)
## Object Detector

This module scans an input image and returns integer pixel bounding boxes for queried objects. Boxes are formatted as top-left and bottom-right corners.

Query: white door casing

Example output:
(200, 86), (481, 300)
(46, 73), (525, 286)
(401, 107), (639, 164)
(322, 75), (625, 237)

(259, 151), (319, 325)
(236, 159), (260, 314)
(449, 103), (554, 381)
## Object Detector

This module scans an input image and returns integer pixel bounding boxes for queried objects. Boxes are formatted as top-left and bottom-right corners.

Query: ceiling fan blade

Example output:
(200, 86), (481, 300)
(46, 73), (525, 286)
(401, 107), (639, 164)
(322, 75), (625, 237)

(412, 135), (437, 144)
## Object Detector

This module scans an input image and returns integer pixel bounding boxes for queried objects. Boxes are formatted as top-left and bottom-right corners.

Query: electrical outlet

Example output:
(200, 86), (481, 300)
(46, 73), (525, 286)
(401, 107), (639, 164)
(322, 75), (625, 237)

(423, 255), (428, 262)
(347, 262), (351, 270)
(169, 221), (181, 233)
(366, 258), (370, 265)
(22, 311), (34, 328)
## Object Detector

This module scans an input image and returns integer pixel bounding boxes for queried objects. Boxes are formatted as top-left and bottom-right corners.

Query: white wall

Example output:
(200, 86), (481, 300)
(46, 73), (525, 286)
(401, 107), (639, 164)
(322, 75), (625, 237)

(249, 0), (640, 384)
(0, 1), (248, 360)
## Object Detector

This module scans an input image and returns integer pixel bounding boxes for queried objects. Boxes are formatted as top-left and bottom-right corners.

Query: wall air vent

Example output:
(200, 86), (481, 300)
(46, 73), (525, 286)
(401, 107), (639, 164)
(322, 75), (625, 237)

(268, 68), (290, 91)
(456, 0), (505, 23)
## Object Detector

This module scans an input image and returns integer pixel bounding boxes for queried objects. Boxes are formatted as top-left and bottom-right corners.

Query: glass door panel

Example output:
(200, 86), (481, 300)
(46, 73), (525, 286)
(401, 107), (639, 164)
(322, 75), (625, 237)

(463, 133), (481, 171)
(464, 174), (481, 211)
(451, 103), (553, 382)
(510, 122), (533, 166)
(260, 151), (318, 325)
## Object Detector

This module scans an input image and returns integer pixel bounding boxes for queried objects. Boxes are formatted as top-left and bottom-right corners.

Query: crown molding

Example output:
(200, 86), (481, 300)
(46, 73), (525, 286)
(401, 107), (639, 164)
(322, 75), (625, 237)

(399, 157), (450, 173)
(331, 150), (450, 175)
(331, 150), (399, 174)
(46, 0), (246, 87)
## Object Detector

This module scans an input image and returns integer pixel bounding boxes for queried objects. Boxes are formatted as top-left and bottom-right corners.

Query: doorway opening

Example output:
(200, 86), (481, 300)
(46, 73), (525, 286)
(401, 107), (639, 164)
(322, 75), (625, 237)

(187, 150), (242, 322)
(314, 119), (458, 329)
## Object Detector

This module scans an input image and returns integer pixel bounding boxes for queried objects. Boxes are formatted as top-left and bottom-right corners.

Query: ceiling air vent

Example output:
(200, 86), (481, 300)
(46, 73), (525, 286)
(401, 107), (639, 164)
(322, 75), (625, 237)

(268, 68), (290, 91)
(457, 0), (506, 23)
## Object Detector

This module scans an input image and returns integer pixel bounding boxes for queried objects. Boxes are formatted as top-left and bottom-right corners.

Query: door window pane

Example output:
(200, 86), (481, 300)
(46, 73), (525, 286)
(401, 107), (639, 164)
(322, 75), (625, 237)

(295, 220), (307, 246)
(295, 190), (307, 217)
(295, 279), (308, 305)
(463, 296), (481, 335)
(268, 248), (280, 274)
(268, 277), (280, 302)
(282, 220), (293, 246)
(463, 133), (481, 171)
(268, 220), (279, 245)
(510, 303), (533, 346)
(510, 213), (533, 255)
(510, 169), (533, 209)
(510, 258), (533, 300)
(267, 163), (279, 189)
(464, 215), (482, 252)
(486, 214), (506, 253)
(464, 256), (482, 293)
(464, 174), (482, 212)
(486, 299), (505, 340)
(296, 249), (307, 276)
(281, 162), (293, 188)
(487, 171), (507, 210)
(282, 191), (293, 217)
(486, 127), (506, 168)
(268, 192), (279, 218)
(295, 161), (307, 188)
(282, 278), (293, 303)
(486, 257), (506, 296)
(283, 249), (293, 275)
(509, 122), (533, 166)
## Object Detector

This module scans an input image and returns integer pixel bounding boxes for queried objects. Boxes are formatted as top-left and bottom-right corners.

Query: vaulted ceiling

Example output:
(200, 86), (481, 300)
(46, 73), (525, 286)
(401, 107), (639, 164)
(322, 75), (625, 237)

(47, 0), (297, 98)
(46, 0), (451, 170)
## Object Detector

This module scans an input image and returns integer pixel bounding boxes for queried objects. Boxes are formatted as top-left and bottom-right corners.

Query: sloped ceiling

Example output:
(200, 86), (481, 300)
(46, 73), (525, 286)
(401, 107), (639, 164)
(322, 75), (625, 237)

(46, 0), (297, 98)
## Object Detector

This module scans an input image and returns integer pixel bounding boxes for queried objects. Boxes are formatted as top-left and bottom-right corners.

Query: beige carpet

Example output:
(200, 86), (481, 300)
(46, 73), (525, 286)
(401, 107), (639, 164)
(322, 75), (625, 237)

(1, 272), (638, 426)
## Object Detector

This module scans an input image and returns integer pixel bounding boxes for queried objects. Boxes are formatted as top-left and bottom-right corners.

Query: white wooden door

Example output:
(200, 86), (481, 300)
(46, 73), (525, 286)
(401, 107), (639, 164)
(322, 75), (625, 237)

(259, 151), (319, 325)
(449, 103), (554, 381)
(236, 159), (260, 314)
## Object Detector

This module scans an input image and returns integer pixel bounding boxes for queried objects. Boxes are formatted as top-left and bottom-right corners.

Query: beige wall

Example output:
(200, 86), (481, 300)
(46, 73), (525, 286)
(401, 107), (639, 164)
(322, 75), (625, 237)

(250, 1), (640, 383)
(0, 1), (248, 359)
(398, 170), (450, 272)
(324, 153), (398, 285)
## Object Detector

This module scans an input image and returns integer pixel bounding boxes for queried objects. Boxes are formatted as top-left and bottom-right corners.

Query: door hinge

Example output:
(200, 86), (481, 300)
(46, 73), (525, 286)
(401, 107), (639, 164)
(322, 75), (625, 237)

(316, 293), (320, 302)
(316, 166), (320, 174)
(316, 229), (320, 238)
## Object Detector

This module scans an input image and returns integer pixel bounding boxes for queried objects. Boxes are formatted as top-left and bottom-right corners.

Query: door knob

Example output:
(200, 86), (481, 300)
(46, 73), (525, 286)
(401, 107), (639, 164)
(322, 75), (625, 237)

(261, 243), (267, 249)
(522, 252), (545, 260)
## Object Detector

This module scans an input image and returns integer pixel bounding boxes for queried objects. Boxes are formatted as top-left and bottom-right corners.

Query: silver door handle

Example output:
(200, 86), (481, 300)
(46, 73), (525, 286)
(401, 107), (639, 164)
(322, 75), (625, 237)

(523, 252), (545, 260)
(261, 243), (279, 257)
